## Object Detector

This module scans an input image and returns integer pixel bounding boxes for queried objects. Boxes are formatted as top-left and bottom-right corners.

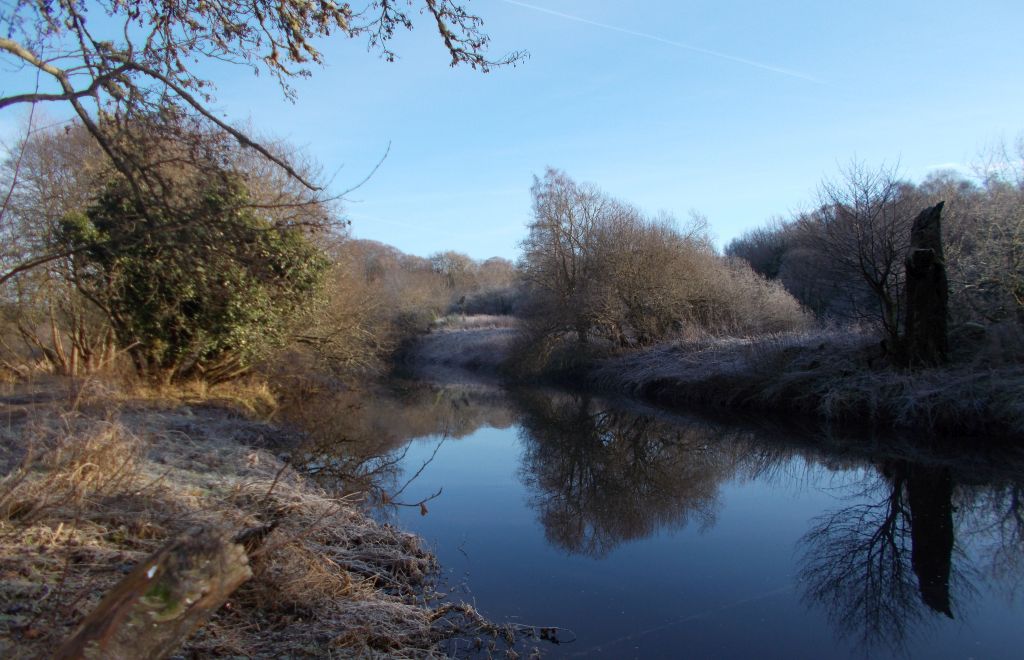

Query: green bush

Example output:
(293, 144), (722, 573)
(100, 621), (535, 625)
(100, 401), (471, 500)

(61, 174), (327, 382)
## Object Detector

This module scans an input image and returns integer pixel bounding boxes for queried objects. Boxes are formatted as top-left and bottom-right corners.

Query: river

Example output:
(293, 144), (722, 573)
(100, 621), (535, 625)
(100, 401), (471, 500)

(294, 379), (1024, 658)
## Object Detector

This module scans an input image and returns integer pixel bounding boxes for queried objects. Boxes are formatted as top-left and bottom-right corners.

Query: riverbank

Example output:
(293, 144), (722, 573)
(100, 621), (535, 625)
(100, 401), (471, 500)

(397, 315), (519, 385)
(405, 317), (1024, 439)
(0, 377), (507, 657)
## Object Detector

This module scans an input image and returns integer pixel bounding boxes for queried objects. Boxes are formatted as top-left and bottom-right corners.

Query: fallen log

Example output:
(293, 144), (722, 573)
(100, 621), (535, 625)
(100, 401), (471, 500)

(54, 527), (252, 659)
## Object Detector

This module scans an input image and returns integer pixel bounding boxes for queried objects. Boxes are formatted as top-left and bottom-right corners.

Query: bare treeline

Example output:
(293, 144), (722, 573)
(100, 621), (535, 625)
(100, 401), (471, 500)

(518, 168), (809, 349)
(726, 142), (1024, 349)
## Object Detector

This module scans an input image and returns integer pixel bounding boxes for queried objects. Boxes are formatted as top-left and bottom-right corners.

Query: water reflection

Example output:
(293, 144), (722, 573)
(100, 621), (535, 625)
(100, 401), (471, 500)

(285, 380), (1024, 656)
(798, 461), (960, 653)
(508, 390), (1024, 654)
(963, 480), (1024, 596)
(278, 381), (514, 494)
(515, 391), (741, 557)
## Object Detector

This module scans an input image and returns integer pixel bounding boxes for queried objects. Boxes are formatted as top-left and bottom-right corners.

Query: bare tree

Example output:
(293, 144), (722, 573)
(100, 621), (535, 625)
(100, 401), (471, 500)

(593, 209), (712, 343)
(429, 250), (476, 291)
(518, 168), (612, 343)
(0, 121), (115, 374)
(477, 257), (516, 288)
(971, 137), (1024, 324)
(725, 216), (795, 280)
(519, 169), (808, 348)
(287, 237), (395, 377)
(799, 161), (919, 351)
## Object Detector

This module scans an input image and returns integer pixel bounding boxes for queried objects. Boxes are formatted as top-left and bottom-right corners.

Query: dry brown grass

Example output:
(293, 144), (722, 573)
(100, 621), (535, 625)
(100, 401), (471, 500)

(0, 384), (520, 658)
(0, 416), (141, 526)
(103, 375), (280, 419)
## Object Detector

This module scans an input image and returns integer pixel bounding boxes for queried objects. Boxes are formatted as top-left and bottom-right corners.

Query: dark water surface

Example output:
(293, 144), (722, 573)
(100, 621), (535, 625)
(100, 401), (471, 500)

(322, 383), (1024, 658)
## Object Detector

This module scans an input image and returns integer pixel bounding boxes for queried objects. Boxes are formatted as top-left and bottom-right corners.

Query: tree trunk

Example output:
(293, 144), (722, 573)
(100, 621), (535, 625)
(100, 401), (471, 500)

(54, 527), (252, 660)
(903, 202), (949, 367)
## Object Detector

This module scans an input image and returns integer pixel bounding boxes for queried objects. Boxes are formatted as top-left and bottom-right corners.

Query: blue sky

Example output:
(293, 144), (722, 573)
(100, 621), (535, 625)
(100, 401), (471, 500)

(4, 1), (1023, 260)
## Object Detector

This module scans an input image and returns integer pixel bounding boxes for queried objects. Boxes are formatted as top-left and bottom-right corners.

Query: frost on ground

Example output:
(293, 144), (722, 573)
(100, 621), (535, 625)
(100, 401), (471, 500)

(0, 380), (535, 658)
(591, 327), (1024, 436)
(404, 315), (520, 382)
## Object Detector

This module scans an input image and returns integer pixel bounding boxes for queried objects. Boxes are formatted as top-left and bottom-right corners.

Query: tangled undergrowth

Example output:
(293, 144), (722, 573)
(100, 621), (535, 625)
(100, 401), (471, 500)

(0, 380), (542, 658)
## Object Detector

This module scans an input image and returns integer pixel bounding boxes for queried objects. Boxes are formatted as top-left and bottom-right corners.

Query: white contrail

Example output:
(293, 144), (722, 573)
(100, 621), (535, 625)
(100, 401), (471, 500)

(497, 0), (822, 84)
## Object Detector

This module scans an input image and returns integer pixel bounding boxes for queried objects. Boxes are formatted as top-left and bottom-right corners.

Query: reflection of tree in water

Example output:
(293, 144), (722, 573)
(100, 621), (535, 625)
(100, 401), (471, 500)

(799, 461), (961, 653)
(279, 382), (515, 495)
(961, 480), (1024, 598)
(515, 392), (741, 557)
(285, 378), (1024, 653)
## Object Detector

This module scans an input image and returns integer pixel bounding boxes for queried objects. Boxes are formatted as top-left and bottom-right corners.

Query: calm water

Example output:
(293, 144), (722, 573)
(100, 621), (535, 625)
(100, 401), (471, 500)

(312, 383), (1024, 658)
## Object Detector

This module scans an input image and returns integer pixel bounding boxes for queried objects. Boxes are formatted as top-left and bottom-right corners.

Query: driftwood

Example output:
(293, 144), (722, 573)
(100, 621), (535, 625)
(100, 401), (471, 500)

(903, 201), (949, 367)
(54, 527), (252, 660)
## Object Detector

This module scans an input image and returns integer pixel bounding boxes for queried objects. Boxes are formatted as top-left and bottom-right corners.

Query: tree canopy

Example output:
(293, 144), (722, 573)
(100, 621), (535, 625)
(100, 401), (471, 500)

(0, 1), (523, 277)
(0, 1), (522, 115)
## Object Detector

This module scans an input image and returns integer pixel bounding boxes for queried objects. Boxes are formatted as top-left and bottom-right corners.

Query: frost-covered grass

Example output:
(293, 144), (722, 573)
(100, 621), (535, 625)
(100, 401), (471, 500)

(431, 314), (519, 331)
(590, 326), (867, 390)
(589, 325), (1024, 437)
(0, 379), (521, 658)
(402, 316), (1024, 437)
(406, 316), (520, 377)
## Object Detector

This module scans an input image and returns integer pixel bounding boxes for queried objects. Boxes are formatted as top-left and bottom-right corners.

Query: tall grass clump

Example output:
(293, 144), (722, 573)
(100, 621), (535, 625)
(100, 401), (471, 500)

(0, 417), (141, 527)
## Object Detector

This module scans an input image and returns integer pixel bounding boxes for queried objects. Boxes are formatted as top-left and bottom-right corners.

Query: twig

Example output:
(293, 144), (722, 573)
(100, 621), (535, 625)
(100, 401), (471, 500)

(260, 460), (291, 507)
(391, 486), (443, 509)
(0, 70), (39, 225)
(391, 434), (447, 501)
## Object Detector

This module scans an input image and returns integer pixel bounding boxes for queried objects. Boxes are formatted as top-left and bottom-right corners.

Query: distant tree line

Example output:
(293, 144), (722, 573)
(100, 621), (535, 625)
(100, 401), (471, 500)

(289, 239), (515, 376)
(726, 143), (1024, 352)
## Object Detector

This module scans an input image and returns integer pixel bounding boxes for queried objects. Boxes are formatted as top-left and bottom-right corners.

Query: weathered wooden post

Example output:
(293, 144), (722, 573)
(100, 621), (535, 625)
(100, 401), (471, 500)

(903, 202), (949, 367)
(54, 527), (252, 660)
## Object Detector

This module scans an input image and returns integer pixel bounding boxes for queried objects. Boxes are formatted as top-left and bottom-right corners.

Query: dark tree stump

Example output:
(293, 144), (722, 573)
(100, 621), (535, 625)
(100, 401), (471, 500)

(54, 527), (252, 660)
(903, 202), (949, 367)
